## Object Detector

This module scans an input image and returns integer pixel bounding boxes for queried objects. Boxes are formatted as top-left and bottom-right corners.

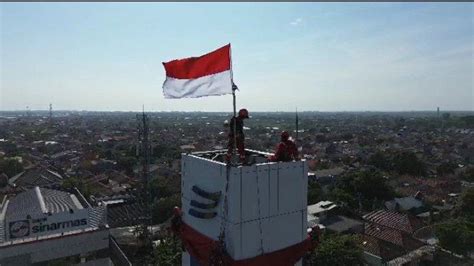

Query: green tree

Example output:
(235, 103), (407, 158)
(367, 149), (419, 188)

(442, 113), (451, 120)
(153, 144), (180, 160)
(328, 188), (357, 209)
(460, 116), (474, 128)
(393, 151), (426, 176)
(352, 171), (394, 202)
(308, 182), (323, 205)
(153, 233), (182, 266)
(368, 151), (392, 171)
(463, 167), (474, 182)
(149, 176), (174, 200)
(0, 157), (24, 178)
(117, 156), (138, 175)
(131, 224), (154, 265)
(0, 142), (18, 156)
(436, 162), (457, 175)
(331, 170), (394, 210)
(435, 219), (474, 256)
(151, 194), (181, 224)
(458, 188), (474, 218)
(308, 234), (364, 266)
(315, 160), (330, 170)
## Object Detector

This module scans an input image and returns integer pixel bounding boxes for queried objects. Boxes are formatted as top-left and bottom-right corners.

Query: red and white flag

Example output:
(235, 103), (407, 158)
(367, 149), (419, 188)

(162, 44), (233, 99)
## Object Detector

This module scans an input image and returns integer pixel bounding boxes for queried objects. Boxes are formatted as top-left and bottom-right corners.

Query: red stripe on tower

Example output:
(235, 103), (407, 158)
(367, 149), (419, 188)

(162, 44), (233, 99)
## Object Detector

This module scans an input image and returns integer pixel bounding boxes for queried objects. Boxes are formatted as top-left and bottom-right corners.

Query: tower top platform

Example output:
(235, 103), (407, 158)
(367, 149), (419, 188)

(188, 149), (273, 166)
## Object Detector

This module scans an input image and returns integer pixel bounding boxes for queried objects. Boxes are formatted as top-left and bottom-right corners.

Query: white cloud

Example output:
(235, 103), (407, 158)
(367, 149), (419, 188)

(290, 18), (302, 26)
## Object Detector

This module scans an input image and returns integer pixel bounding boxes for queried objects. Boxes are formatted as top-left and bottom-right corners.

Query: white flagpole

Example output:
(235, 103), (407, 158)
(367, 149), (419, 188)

(229, 44), (238, 158)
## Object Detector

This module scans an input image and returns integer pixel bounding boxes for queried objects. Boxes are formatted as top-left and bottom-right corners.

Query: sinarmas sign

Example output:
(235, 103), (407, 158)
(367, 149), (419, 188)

(9, 218), (88, 239)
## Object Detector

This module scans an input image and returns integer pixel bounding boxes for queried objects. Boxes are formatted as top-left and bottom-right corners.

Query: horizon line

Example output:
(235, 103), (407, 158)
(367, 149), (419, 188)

(1, 109), (473, 113)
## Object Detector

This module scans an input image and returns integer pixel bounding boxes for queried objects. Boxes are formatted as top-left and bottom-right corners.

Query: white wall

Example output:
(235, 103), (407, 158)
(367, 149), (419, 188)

(5, 209), (89, 241)
(0, 229), (109, 264)
(4, 206), (106, 242)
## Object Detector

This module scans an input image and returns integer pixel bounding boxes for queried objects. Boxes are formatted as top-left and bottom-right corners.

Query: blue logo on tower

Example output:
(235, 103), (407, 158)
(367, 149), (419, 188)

(9, 220), (30, 239)
(188, 185), (221, 219)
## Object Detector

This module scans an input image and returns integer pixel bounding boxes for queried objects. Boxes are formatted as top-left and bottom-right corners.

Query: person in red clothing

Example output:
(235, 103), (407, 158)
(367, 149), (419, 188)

(269, 131), (299, 162)
(226, 108), (249, 163)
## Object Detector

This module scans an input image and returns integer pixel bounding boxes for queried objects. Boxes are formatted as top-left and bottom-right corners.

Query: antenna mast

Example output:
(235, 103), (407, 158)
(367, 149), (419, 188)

(49, 103), (53, 125)
(136, 108), (151, 242)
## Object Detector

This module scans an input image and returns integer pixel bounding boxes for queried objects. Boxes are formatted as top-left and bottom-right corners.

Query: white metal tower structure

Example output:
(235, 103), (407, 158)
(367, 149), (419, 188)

(177, 150), (309, 266)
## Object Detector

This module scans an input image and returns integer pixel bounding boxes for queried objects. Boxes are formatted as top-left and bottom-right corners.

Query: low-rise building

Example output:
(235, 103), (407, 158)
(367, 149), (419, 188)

(385, 196), (424, 213)
(307, 201), (363, 234)
(0, 186), (111, 265)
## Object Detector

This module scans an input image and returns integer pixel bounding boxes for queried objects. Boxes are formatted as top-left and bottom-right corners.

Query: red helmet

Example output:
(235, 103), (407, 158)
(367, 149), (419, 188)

(281, 131), (290, 141)
(238, 108), (249, 119)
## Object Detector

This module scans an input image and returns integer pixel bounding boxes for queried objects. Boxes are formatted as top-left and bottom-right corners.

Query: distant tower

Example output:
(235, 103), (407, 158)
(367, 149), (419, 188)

(49, 103), (53, 124)
(437, 107), (440, 118)
(26, 106), (30, 117)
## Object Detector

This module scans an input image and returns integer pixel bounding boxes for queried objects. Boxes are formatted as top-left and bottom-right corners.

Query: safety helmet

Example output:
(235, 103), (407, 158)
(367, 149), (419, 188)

(238, 108), (249, 119)
(281, 131), (290, 141)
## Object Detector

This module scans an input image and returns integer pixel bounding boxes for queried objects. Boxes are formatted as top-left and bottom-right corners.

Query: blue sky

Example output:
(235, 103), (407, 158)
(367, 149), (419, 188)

(1, 3), (473, 112)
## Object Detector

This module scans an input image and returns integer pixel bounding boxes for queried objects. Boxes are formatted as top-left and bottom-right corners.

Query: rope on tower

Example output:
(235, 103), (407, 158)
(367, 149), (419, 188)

(255, 168), (264, 255)
(209, 164), (232, 265)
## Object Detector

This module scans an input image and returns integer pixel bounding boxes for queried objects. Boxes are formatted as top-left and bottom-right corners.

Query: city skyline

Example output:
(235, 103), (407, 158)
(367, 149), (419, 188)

(1, 3), (473, 112)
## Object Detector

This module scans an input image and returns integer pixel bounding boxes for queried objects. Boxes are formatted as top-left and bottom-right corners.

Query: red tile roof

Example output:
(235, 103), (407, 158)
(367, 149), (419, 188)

(361, 234), (406, 261)
(363, 210), (423, 234)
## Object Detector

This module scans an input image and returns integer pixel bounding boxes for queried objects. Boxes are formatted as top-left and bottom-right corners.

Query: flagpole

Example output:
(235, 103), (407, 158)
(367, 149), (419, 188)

(233, 88), (237, 157)
(229, 43), (238, 159)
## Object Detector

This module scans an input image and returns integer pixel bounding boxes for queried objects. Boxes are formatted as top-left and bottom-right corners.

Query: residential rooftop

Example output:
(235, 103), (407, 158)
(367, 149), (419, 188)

(4, 186), (83, 221)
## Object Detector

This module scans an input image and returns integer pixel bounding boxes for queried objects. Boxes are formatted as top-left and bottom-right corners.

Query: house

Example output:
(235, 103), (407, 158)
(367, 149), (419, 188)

(307, 201), (363, 234)
(8, 167), (64, 190)
(385, 196), (423, 213)
(311, 167), (345, 183)
(321, 215), (364, 234)
(180, 144), (196, 152)
(364, 222), (424, 249)
(105, 199), (145, 228)
(308, 200), (338, 221)
(363, 210), (424, 235)
(361, 209), (433, 265)
(361, 234), (407, 265)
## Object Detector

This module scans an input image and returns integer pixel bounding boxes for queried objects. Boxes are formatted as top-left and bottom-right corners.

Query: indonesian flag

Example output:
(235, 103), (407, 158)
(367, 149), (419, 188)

(162, 44), (233, 99)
